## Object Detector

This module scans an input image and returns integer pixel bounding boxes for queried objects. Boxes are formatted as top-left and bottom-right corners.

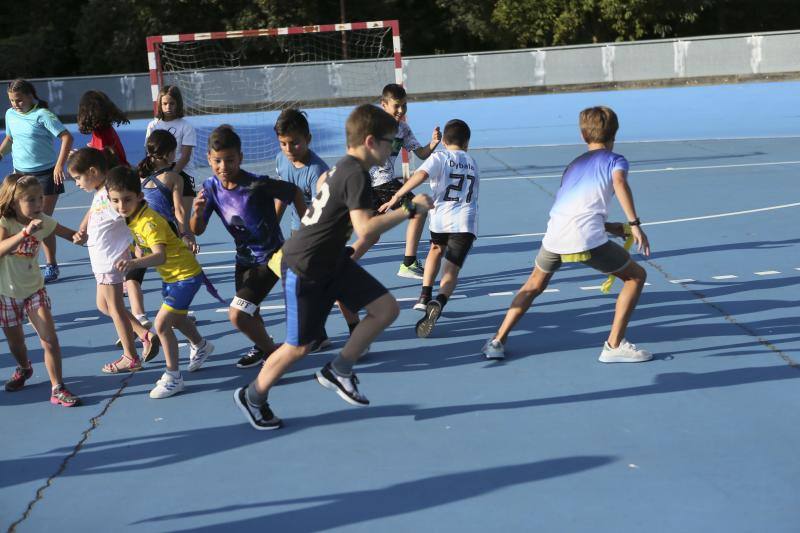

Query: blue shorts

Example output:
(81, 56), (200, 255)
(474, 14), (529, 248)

(15, 167), (65, 195)
(161, 274), (203, 314)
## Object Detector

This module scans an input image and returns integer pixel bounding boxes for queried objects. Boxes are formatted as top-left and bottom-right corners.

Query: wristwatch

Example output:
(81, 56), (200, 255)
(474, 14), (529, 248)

(628, 218), (641, 227)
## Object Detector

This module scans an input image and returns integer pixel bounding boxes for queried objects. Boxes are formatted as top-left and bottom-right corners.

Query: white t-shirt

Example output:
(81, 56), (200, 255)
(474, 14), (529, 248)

(145, 117), (198, 173)
(86, 188), (133, 274)
(419, 149), (479, 235)
(369, 121), (421, 187)
(541, 149), (629, 254)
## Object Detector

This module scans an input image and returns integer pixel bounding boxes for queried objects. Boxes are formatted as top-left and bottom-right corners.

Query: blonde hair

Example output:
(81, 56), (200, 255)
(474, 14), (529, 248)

(579, 106), (619, 144)
(0, 174), (43, 218)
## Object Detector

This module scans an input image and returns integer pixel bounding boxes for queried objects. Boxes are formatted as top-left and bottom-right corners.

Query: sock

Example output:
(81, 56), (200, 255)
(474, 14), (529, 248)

(347, 321), (360, 334)
(166, 369), (181, 379)
(246, 382), (267, 407)
(52, 383), (63, 392)
(191, 338), (207, 350)
(435, 293), (449, 308)
(421, 286), (433, 299)
(135, 313), (148, 322)
(331, 354), (355, 377)
(403, 255), (417, 267)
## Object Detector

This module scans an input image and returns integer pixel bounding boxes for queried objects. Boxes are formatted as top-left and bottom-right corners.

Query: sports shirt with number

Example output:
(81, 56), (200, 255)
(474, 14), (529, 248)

(419, 149), (479, 235)
(282, 155), (372, 279)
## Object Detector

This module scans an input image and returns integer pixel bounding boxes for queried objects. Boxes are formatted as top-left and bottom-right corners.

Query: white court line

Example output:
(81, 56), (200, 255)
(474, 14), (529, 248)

(397, 297), (418, 302)
(203, 265), (236, 270)
(482, 160), (800, 182)
(73, 317), (99, 322)
(489, 291), (513, 296)
(543, 288), (560, 293)
(712, 275), (738, 280)
(580, 286), (604, 290)
(670, 278), (695, 284)
(754, 270), (781, 276)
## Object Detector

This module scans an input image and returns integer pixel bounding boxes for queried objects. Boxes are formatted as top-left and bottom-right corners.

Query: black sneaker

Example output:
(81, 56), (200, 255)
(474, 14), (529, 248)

(235, 346), (266, 368)
(415, 300), (442, 338)
(234, 387), (281, 430)
(309, 336), (332, 354)
(315, 362), (369, 406)
(5, 365), (33, 392)
(413, 294), (430, 312)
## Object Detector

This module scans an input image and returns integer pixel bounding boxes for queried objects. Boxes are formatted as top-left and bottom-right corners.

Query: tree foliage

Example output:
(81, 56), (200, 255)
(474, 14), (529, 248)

(1, 0), (799, 79)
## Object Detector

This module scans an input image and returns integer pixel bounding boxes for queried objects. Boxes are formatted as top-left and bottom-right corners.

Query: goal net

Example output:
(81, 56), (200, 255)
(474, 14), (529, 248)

(146, 21), (403, 174)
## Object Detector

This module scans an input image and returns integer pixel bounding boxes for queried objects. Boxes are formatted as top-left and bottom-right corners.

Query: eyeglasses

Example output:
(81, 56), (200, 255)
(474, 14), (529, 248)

(378, 137), (395, 144)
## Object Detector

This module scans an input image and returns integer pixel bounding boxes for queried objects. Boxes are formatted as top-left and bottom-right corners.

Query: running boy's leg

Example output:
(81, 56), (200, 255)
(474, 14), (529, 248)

(340, 292), (398, 361)
(494, 266), (554, 345)
(607, 261), (647, 347)
(229, 264), (280, 355)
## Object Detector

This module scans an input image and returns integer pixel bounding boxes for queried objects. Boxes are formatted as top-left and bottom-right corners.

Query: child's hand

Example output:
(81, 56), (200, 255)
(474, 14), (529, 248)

(378, 194), (400, 213)
(114, 258), (132, 273)
(72, 229), (88, 245)
(24, 219), (42, 236)
(192, 190), (207, 213)
(412, 193), (434, 215)
(53, 166), (66, 186)
(430, 126), (441, 149)
(182, 233), (199, 254)
(631, 226), (650, 256)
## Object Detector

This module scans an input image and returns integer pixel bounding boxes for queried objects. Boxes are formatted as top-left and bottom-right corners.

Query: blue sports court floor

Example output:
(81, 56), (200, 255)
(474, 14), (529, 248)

(1, 80), (799, 532)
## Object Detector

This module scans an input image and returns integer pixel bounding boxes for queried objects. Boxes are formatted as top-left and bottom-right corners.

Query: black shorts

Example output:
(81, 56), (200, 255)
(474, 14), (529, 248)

(17, 167), (64, 195)
(125, 267), (146, 284)
(372, 179), (414, 212)
(429, 231), (476, 268)
(180, 171), (196, 197)
(233, 262), (280, 312)
(282, 254), (388, 346)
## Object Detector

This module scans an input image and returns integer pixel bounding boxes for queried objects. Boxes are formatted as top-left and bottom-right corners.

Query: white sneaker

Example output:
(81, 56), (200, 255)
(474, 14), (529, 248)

(599, 339), (653, 363)
(149, 372), (185, 398)
(188, 340), (214, 372)
(482, 338), (505, 360)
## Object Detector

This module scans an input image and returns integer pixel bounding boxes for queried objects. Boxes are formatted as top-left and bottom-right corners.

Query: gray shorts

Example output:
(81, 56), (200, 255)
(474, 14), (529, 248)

(535, 240), (631, 275)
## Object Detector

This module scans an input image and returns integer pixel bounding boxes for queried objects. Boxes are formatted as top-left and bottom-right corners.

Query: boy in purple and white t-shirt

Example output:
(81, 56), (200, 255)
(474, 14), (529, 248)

(482, 106), (653, 363)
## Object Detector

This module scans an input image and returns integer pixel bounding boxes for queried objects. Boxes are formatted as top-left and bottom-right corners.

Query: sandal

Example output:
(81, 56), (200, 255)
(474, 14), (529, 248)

(102, 355), (142, 374)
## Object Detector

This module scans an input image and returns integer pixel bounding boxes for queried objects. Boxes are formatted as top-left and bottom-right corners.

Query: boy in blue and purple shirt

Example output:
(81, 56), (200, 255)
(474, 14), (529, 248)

(190, 125), (306, 369)
(482, 106), (653, 363)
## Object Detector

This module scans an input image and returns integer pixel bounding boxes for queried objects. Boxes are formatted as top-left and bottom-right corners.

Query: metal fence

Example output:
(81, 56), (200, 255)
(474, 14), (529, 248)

(3, 30), (800, 121)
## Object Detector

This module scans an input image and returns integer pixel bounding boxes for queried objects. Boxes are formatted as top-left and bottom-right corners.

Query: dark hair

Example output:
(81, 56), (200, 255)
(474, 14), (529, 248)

(67, 147), (114, 174)
(106, 166), (141, 195)
(381, 83), (406, 102)
(156, 85), (185, 120)
(345, 104), (398, 148)
(7, 79), (48, 109)
(274, 109), (310, 138)
(77, 90), (130, 134)
(443, 119), (471, 147)
(579, 106), (619, 144)
(207, 124), (241, 152)
(0, 174), (43, 218)
(139, 130), (178, 179)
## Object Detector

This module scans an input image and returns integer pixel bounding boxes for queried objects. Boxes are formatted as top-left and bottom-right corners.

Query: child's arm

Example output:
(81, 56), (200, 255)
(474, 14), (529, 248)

(0, 219), (41, 257)
(173, 146), (192, 174)
(115, 243), (166, 272)
(0, 134), (12, 158)
(412, 126), (441, 160)
(53, 131), (74, 185)
(378, 169), (429, 213)
(53, 223), (81, 243)
(351, 193), (433, 243)
(189, 190), (209, 236)
(612, 169), (650, 256)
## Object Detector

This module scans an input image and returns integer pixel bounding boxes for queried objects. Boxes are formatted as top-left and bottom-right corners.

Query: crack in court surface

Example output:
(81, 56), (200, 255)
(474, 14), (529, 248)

(7, 372), (138, 532)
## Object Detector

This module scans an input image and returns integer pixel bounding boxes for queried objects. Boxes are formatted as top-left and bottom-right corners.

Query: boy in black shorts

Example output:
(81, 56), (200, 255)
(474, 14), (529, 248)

(234, 104), (433, 430)
(190, 125), (306, 368)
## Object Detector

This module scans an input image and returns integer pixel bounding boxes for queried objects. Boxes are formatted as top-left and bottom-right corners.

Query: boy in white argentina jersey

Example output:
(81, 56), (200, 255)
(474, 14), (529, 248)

(368, 83), (441, 280)
(481, 106), (652, 363)
(379, 119), (477, 338)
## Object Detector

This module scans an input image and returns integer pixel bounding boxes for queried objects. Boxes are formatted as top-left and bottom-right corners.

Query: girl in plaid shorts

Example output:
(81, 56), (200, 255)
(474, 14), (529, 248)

(0, 174), (81, 406)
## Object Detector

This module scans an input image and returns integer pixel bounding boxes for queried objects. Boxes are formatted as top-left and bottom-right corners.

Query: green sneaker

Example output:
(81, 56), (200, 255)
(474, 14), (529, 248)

(397, 260), (424, 279)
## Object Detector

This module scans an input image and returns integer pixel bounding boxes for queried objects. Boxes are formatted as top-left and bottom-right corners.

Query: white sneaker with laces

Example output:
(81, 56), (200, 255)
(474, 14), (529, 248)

(599, 339), (653, 363)
(149, 372), (185, 399)
(188, 340), (214, 372)
(482, 338), (505, 360)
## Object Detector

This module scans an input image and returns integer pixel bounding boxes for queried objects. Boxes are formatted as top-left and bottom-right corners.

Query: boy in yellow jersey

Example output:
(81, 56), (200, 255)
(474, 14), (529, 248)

(106, 167), (218, 398)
